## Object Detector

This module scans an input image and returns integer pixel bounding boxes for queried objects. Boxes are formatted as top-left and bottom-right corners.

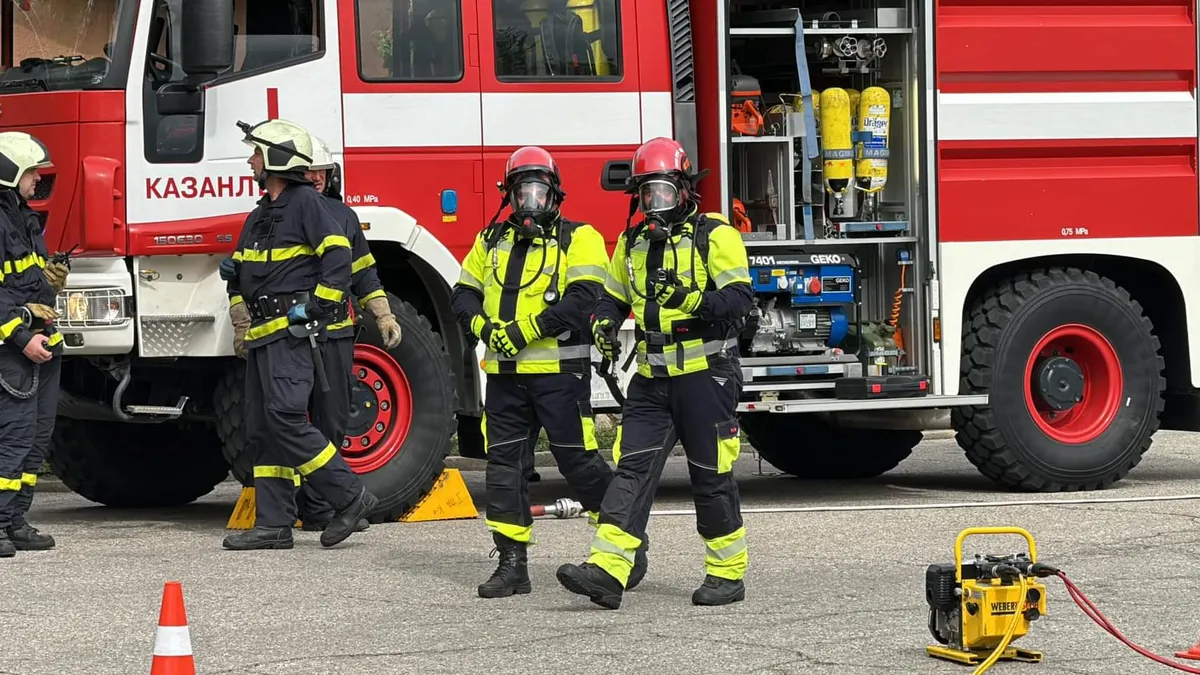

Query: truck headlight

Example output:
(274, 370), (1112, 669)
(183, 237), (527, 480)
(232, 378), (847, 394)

(56, 288), (129, 327)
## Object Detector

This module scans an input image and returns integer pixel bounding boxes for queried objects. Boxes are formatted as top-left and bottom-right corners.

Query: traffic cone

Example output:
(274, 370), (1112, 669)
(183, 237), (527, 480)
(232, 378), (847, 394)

(150, 581), (196, 675)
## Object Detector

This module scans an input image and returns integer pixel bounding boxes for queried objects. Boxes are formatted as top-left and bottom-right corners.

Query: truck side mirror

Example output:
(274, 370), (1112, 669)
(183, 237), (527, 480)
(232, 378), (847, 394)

(601, 160), (633, 192)
(180, 0), (234, 80)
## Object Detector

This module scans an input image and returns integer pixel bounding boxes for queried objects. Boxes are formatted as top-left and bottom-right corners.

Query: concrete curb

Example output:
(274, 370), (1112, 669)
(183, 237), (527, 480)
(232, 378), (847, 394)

(445, 428), (959, 471)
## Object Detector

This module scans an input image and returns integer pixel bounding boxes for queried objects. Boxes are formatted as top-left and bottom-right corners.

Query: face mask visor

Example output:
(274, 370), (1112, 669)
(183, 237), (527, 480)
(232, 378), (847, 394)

(510, 179), (552, 214)
(637, 179), (680, 215)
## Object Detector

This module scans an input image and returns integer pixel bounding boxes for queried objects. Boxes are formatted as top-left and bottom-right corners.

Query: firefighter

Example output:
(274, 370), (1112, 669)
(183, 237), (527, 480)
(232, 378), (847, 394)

(289, 135), (400, 532)
(556, 137), (753, 609)
(450, 146), (647, 598)
(219, 118), (377, 551)
(0, 131), (64, 557)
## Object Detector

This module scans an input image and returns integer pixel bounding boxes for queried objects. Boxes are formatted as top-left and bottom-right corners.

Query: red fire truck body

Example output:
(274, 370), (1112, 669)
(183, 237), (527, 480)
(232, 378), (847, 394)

(0, 0), (1195, 515)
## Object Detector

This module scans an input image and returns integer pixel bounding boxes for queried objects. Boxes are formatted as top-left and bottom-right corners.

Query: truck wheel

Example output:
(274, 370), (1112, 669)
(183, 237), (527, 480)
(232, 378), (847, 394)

(213, 361), (252, 486)
(951, 268), (1165, 491)
(740, 413), (920, 479)
(351, 294), (458, 522)
(48, 418), (231, 508)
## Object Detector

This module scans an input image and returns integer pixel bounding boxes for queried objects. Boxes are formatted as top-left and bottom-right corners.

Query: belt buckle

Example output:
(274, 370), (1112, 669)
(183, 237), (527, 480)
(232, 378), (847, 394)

(254, 295), (273, 319)
(645, 331), (668, 346)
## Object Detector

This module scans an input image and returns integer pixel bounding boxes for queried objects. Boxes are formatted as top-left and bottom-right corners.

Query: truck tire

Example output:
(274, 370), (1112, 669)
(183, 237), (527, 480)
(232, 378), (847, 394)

(214, 362), (252, 486)
(951, 268), (1165, 491)
(740, 413), (920, 479)
(48, 418), (231, 508)
(213, 294), (458, 523)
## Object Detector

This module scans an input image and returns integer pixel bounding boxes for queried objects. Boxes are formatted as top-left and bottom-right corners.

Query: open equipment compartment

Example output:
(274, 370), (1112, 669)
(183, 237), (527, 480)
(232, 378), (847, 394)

(724, 0), (929, 405)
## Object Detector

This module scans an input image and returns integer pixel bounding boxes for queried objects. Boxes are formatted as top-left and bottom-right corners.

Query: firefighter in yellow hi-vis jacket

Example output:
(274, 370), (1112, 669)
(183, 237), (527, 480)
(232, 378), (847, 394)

(557, 137), (753, 610)
(450, 146), (647, 599)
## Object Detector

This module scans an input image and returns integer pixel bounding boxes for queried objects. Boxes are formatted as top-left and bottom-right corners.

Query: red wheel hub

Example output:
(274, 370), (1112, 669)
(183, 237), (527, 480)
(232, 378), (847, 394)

(1023, 324), (1122, 445)
(342, 344), (413, 472)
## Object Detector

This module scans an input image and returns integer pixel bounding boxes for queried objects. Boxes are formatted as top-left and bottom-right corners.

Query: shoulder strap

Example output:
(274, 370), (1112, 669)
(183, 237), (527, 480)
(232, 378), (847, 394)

(556, 217), (580, 252)
(694, 213), (716, 263)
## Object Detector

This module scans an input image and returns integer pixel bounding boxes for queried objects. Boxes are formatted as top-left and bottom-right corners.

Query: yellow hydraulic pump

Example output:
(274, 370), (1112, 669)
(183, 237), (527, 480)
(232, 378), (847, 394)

(926, 527), (1057, 673)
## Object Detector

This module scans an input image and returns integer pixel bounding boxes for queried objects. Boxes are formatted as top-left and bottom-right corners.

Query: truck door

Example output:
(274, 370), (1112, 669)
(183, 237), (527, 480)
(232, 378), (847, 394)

(127, 0), (344, 258)
(477, 0), (645, 244)
(337, 0), (485, 260)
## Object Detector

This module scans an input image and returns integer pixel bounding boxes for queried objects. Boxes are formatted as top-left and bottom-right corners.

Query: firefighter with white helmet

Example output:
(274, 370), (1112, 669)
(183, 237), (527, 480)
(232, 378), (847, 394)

(219, 118), (376, 551)
(556, 137), (753, 609)
(449, 146), (648, 598)
(286, 134), (396, 533)
(0, 131), (65, 557)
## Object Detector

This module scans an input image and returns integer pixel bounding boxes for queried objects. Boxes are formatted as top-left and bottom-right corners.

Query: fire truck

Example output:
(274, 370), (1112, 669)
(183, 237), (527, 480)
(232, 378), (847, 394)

(0, 0), (1191, 517)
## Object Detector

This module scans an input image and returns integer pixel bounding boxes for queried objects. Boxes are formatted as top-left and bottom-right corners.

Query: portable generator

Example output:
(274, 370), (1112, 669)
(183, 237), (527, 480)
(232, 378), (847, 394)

(926, 527), (1055, 669)
(741, 251), (859, 356)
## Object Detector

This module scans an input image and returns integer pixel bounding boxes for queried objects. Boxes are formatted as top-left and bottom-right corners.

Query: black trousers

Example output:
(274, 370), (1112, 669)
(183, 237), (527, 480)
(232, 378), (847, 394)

(245, 336), (362, 529)
(483, 372), (613, 544)
(12, 353), (59, 527)
(0, 348), (44, 530)
(295, 336), (355, 524)
(587, 360), (748, 585)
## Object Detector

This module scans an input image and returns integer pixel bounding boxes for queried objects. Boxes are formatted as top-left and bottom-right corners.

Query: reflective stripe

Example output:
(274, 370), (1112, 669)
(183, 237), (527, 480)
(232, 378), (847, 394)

(0, 476), (21, 491)
(703, 527), (748, 581)
(20, 473), (36, 487)
(603, 271), (629, 302)
(486, 518), (534, 544)
(316, 234), (350, 255)
(0, 316), (21, 339)
(326, 317), (355, 331)
(46, 332), (62, 347)
(230, 295), (245, 306)
(314, 284), (344, 303)
(245, 316), (289, 342)
(0, 252), (45, 279)
(358, 288), (387, 306)
(643, 338), (737, 367)
(152, 625), (193, 657)
(352, 253), (377, 274)
(585, 523), (641, 586)
(297, 442), (336, 476)
(566, 264), (606, 285)
(254, 465), (296, 482)
(586, 511), (600, 528)
(456, 268), (484, 292)
(714, 266), (750, 287)
(237, 245), (315, 262)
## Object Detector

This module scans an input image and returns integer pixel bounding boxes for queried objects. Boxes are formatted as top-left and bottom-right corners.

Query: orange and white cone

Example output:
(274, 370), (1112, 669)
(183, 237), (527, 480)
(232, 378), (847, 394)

(150, 581), (196, 675)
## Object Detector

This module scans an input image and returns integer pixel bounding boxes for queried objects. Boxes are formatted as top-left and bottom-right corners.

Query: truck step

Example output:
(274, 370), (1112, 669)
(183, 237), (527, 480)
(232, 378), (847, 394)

(123, 396), (189, 419)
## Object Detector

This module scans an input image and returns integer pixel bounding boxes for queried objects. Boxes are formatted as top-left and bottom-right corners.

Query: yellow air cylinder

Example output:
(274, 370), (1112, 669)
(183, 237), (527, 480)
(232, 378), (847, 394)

(846, 88), (861, 129)
(820, 87), (853, 195)
(855, 86), (891, 193)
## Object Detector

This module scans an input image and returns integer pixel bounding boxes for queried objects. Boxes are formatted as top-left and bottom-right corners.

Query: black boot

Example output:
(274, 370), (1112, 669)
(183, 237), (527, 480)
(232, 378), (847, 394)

(222, 526), (294, 550)
(8, 523), (55, 551)
(626, 536), (650, 590)
(0, 530), (14, 558)
(478, 534), (532, 598)
(556, 562), (624, 609)
(321, 488), (378, 548)
(302, 518), (368, 533)
(691, 575), (745, 606)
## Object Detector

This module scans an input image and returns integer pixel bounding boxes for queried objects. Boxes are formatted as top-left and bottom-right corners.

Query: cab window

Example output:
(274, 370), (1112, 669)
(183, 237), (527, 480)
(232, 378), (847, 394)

(142, 0), (323, 164)
(355, 0), (464, 82)
(492, 0), (621, 81)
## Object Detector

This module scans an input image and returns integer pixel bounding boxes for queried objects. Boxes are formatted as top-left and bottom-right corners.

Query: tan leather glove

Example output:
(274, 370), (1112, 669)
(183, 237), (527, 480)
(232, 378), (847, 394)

(229, 302), (251, 359)
(43, 262), (68, 293)
(24, 303), (59, 321)
(364, 296), (402, 349)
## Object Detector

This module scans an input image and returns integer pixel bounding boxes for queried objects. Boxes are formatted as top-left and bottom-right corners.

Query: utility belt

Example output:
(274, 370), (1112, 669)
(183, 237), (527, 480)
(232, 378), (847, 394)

(635, 317), (724, 347)
(247, 292), (348, 325)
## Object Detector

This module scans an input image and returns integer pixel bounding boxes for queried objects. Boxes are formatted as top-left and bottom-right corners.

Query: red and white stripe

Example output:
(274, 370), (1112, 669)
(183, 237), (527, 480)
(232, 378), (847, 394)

(933, 0), (1200, 393)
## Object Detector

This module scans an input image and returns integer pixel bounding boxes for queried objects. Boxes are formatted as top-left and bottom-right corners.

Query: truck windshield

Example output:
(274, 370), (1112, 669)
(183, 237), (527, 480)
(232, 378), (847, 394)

(0, 0), (130, 92)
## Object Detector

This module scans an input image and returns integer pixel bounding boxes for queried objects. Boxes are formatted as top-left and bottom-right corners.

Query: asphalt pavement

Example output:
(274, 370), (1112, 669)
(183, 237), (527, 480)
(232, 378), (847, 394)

(5, 431), (1200, 674)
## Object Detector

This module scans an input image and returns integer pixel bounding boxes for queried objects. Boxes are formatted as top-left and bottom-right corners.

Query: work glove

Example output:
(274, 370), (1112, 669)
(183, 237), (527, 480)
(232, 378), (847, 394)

(218, 257), (241, 283)
(229, 301), (251, 359)
(24, 303), (58, 322)
(43, 261), (68, 293)
(364, 296), (402, 349)
(498, 315), (542, 355)
(651, 280), (703, 313)
(592, 317), (621, 362)
(469, 314), (501, 347)
(488, 321), (521, 358)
